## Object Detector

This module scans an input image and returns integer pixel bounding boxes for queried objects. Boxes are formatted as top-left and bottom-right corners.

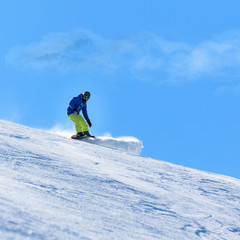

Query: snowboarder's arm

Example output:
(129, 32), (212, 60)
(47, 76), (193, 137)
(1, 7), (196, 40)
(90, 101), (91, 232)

(82, 106), (90, 122)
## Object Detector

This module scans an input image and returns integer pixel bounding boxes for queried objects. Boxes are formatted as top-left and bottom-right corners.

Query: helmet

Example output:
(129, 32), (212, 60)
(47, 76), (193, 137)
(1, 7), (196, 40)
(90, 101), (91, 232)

(82, 91), (91, 101)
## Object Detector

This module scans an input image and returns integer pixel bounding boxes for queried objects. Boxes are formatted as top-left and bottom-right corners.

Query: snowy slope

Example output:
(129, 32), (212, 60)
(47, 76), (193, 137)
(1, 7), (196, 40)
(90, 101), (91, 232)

(0, 120), (240, 240)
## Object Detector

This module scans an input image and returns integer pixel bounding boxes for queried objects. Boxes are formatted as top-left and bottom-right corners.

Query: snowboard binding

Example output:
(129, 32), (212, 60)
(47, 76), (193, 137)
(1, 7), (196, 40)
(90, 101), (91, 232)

(71, 131), (95, 140)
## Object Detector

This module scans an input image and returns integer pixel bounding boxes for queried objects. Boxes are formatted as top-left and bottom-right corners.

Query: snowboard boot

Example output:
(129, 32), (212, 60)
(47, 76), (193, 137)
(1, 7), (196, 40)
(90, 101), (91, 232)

(83, 131), (91, 137)
(71, 132), (84, 139)
(77, 132), (84, 137)
(83, 131), (95, 138)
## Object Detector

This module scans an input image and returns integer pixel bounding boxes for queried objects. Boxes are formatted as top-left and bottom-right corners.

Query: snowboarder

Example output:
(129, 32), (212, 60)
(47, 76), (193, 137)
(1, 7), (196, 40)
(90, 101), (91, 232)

(67, 91), (93, 139)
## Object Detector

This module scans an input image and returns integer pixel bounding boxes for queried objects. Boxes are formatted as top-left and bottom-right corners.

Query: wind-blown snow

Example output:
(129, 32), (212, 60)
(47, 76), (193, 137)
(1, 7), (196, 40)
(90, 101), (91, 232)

(0, 120), (240, 240)
(80, 136), (143, 155)
(48, 126), (143, 155)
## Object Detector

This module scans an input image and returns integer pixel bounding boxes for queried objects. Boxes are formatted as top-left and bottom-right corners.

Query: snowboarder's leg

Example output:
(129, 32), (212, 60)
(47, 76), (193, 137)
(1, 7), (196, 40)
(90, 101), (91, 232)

(68, 113), (89, 134)
(78, 115), (89, 133)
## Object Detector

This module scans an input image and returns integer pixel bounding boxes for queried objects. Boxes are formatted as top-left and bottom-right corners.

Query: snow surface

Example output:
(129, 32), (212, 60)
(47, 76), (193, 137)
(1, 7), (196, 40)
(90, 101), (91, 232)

(0, 120), (240, 240)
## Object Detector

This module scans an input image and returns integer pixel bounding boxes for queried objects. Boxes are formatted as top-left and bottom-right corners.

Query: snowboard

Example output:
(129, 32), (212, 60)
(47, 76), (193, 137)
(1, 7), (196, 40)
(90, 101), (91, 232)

(71, 134), (95, 140)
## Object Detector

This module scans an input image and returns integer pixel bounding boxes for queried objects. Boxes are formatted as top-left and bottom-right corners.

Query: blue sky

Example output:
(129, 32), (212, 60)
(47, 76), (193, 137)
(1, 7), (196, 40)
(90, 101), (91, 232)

(1, 0), (240, 179)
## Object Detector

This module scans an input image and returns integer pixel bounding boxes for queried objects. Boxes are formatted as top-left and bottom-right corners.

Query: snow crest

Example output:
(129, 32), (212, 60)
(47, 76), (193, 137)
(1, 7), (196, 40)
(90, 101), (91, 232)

(81, 136), (143, 155)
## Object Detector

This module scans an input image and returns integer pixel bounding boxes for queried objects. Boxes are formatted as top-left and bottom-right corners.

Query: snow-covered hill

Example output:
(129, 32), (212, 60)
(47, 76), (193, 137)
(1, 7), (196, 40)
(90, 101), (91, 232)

(0, 120), (240, 240)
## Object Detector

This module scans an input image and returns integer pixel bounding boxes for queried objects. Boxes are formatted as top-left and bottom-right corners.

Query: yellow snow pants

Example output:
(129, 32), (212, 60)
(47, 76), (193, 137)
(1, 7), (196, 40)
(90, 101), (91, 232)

(68, 113), (89, 133)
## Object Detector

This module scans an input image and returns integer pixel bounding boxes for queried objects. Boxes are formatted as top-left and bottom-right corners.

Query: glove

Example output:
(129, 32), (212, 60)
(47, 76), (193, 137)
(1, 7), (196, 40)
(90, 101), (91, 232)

(73, 109), (79, 115)
(87, 120), (92, 127)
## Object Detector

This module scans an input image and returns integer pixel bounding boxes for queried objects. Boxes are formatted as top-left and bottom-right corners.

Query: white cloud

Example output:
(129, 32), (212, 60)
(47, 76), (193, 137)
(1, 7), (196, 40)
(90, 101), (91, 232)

(6, 29), (240, 85)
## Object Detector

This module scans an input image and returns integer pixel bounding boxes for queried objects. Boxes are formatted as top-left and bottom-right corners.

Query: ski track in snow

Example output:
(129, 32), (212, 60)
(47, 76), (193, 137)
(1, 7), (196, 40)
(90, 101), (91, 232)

(0, 120), (240, 240)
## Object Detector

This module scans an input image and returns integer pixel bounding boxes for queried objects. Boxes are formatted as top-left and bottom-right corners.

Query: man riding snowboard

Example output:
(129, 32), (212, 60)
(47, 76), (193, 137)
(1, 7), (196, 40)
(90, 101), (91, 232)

(67, 91), (94, 139)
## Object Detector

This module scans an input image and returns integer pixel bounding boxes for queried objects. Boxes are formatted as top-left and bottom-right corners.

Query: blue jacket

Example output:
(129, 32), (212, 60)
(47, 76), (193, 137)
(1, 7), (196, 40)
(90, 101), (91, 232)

(67, 94), (90, 121)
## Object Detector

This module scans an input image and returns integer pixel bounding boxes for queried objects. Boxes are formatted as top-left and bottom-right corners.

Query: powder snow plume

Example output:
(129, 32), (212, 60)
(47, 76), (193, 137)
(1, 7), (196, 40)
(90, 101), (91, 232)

(48, 124), (143, 155)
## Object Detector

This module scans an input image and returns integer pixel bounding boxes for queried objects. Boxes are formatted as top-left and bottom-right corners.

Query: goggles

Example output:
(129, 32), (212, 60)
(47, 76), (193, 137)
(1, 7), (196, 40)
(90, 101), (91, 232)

(83, 95), (90, 101)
